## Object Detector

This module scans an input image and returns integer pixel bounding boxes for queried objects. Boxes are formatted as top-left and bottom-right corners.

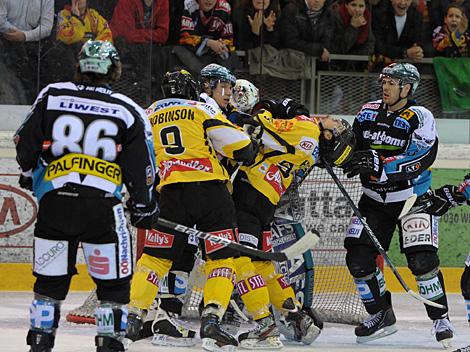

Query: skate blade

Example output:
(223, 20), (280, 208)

(301, 324), (322, 345)
(452, 345), (470, 352)
(202, 338), (237, 352)
(151, 333), (196, 347)
(239, 336), (283, 350)
(356, 325), (398, 344)
(439, 337), (453, 349)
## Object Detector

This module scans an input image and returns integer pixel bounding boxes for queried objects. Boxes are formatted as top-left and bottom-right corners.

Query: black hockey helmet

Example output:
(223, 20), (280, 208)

(379, 63), (420, 95)
(161, 69), (200, 101)
(319, 118), (355, 167)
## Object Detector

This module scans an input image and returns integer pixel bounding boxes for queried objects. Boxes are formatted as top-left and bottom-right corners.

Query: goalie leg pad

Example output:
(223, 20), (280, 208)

(129, 254), (172, 311)
(254, 260), (296, 311)
(353, 267), (387, 314)
(234, 256), (271, 320)
(203, 258), (236, 317)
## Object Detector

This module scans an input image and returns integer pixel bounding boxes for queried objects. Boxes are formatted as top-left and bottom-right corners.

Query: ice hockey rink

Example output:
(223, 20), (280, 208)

(2, 292), (469, 352)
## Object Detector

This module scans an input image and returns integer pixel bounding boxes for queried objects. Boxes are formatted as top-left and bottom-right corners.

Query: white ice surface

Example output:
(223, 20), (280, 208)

(2, 292), (469, 352)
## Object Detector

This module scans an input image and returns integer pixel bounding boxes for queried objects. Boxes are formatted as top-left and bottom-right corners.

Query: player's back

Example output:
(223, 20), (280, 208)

(15, 81), (153, 200)
(148, 98), (251, 187)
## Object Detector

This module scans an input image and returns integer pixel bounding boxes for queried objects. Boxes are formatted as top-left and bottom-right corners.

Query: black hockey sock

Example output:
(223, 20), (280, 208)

(354, 267), (388, 314)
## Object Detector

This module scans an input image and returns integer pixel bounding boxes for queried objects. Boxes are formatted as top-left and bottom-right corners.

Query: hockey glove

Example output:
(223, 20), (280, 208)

(126, 197), (159, 230)
(254, 98), (309, 119)
(343, 150), (384, 180)
(19, 174), (33, 191)
(426, 185), (466, 216)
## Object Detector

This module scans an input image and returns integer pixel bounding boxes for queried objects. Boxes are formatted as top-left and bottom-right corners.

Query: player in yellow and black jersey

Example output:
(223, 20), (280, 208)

(127, 70), (258, 352)
(228, 88), (356, 348)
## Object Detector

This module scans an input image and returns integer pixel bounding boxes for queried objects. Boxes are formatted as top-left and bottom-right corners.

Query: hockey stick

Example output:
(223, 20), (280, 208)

(398, 193), (417, 220)
(157, 218), (320, 263)
(323, 162), (446, 309)
(398, 199), (434, 220)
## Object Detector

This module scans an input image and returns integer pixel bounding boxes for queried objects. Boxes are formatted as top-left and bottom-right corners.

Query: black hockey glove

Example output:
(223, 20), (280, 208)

(343, 150), (383, 179)
(254, 98), (309, 119)
(126, 197), (159, 230)
(19, 174), (33, 191)
(425, 185), (466, 216)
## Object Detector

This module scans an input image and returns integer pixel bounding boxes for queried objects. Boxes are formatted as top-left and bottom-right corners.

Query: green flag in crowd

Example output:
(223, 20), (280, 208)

(433, 57), (470, 113)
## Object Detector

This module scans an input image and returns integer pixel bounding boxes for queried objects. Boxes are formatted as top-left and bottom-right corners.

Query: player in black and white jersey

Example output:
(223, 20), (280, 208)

(14, 40), (158, 352)
(342, 62), (454, 347)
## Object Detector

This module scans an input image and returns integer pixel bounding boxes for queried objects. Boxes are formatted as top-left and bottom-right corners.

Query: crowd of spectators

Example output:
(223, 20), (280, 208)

(0, 0), (469, 105)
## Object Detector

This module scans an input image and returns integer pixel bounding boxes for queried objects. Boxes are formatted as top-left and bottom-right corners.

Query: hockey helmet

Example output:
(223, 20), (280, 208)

(200, 63), (236, 88)
(230, 79), (260, 113)
(319, 118), (355, 167)
(78, 40), (120, 77)
(161, 69), (200, 101)
(379, 63), (420, 95)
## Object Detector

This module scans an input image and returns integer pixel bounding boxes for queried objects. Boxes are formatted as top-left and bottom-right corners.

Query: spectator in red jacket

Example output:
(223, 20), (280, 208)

(173, 0), (240, 76)
(110, 0), (170, 103)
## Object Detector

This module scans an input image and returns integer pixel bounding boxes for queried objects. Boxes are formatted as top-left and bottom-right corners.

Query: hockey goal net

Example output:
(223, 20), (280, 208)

(67, 168), (368, 325)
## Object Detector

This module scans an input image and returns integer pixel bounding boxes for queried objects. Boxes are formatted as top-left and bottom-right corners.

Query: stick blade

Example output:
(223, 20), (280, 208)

(407, 289), (446, 309)
(398, 194), (417, 220)
(281, 230), (320, 260)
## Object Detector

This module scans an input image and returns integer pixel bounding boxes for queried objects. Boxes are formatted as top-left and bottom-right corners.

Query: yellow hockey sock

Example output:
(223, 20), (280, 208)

(203, 258), (236, 318)
(234, 256), (271, 320)
(254, 260), (297, 311)
(129, 254), (172, 311)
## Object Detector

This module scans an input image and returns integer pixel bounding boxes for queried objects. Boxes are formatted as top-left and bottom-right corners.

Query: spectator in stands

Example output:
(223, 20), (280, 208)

(0, 0), (54, 103)
(331, 0), (374, 56)
(371, 0), (424, 67)
(278, 0), (335, 65)
(57, 0), (113, 45)
(432, 4), (469, 56)
(173, 0), (240, 76)
(232, 0), (281, 50)
(168, 0), (185, 45)
(429, 0), (470, 35)
(110, 0), (170, 103)
(43, 0), (113, 83)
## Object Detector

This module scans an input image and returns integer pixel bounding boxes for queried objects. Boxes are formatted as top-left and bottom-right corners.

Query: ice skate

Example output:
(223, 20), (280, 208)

(432, 317), (455, 348)
(279, 298), (321, 345)
(355, 306), (398, 343)
(124, 311), (143, 342)
(238, 315), (283, 350)
(220, 299), (247, 336)
(27, 330), (55, 352)
(95, 336), (126, 352)
(200, 305), (238, 352)
(452, 345), (470, 352)
(150, 306), (196, 347)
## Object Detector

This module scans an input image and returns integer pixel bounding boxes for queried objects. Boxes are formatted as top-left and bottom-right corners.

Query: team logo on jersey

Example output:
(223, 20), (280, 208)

(159, 158), (213, 180)
(299, 140), (315, 151)
(264, 164), (286, 196)
(274, 119), (294, 132)
(357, 110), (378, 122)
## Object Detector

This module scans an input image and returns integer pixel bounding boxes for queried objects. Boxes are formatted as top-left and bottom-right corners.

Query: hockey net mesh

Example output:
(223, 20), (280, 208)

(181, 167), (367, 324)
(66, 168), (367, 325)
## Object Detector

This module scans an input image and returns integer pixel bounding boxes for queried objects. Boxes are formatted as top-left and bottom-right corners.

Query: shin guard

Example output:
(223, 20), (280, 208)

(234, 257), (271, 320)
(354, 267), (387, 314)
(254, 260), (296, 311)
(203, 258), (236, 317)
(416, 269), (449, 319)
(129, 254), (172, 311)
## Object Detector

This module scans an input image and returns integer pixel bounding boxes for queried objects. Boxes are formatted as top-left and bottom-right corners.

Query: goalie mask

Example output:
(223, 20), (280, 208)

(318, 117), (355, 167)
(78, 40), (121, 82)
(230, 79), (260, 113)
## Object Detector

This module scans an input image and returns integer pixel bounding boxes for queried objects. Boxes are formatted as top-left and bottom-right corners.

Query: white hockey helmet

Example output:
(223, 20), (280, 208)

(230, 79), (260, 113)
